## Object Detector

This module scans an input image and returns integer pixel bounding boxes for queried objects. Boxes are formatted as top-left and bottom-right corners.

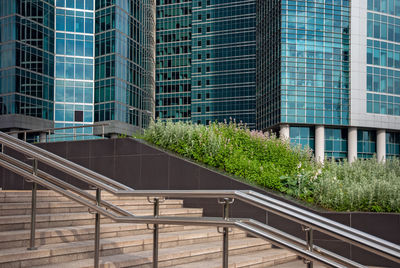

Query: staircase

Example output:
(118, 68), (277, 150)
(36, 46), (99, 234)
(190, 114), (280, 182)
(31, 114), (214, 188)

(0, 190), (298, 268)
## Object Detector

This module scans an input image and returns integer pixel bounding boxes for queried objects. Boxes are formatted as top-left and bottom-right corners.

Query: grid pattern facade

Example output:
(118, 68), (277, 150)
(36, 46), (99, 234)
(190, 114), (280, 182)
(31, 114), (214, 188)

(191, 0), (256, 127)
(289, 126), (315, 150)
(325, 128), (347, 159)
(94, 0), (155, 129)
(155, 0), (192, 121)
(357, 129), (376, 159)
(366, 1), (400, 118)
(54, 0), (94, 138)
(0, 0), (55, 122)
(386, 131), (400, 158)
(280, 0), (350, 126)
(256, 0), (281, 130)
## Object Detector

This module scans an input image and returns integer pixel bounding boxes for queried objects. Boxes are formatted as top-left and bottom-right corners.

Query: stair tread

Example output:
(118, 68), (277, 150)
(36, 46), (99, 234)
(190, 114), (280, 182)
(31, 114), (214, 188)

(0, 227), (248, 262)
(35, 237), (271, 268)
(0, 199), (183, 209)
(0, 222), (208, 242)
(172, 248), (298, 268)
(0, 208), (203, 224)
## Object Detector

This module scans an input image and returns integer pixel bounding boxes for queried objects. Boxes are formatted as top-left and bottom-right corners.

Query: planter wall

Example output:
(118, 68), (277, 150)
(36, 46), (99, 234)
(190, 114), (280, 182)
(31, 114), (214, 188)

(0, 138), (399, 266)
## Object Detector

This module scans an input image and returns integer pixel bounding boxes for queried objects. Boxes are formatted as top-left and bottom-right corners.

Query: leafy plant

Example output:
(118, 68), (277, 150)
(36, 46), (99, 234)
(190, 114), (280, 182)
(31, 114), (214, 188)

(142, 120), (400, 213)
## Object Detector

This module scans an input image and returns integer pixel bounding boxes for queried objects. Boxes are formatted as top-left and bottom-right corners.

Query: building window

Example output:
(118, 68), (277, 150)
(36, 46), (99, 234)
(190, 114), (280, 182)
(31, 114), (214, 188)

(74, 110), (83, 122)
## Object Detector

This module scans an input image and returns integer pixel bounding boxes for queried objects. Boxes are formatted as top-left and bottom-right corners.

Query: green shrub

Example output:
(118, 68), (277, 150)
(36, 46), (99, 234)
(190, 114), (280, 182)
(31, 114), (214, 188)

(144, 120), (314, 191)
(143, 120), (400, 213)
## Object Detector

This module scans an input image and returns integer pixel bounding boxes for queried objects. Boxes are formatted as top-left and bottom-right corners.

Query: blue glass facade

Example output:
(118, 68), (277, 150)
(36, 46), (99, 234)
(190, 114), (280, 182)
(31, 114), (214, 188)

(0, 0), (55, 126)
(366, 1), (400, 118)
(386, 131), (400, 157)
(257, 0), (400, 160)
(0, 0), (155, 138)
(191, 0), (256, 127)
(54, 0), (94, 139)
(155, 0), (256, 127)
(95, 0), (155, 131)
(156, 0), (192, 121)
(325, 128), (347, 159)
(280, 0), (350, 126)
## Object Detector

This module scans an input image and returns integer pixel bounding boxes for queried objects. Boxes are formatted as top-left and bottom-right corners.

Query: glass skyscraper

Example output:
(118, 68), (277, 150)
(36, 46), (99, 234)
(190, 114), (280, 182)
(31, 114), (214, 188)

(0, 0), (55, 132)
(0, 0), (155, 138)
(156, 0), (256, 127)
(95, 0), (156, 136)
(257, 0), (400, 161)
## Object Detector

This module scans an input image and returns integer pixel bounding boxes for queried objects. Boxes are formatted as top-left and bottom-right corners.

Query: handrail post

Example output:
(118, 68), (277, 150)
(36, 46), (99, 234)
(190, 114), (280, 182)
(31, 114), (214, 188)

(27, 159), (38, 250)
(73, 128), (76, 141)
(303, 226), (314, 268)
(94, 188), (101, 268)
(153, 197), (160, 268)
(24, 132), (27, 142)
(218, 198), (234, 268)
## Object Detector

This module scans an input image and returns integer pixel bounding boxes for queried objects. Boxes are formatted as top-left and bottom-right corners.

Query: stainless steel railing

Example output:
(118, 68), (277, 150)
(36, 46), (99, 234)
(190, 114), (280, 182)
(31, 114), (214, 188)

(6, 123), (110, 142)
(0, 131), (399, 268)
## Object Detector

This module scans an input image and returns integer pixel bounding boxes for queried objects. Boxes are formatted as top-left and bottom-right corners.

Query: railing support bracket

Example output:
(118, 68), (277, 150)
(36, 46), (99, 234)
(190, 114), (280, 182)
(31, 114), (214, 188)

(94, 188), (101, 268)
(302, 225), (314, 268)
(27, 159), (38, 250)
(217, 198), (234, 268)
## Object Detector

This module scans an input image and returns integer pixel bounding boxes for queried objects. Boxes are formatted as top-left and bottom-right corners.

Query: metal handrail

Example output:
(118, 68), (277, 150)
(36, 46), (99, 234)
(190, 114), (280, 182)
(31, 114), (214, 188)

(6, 123), (109, 135)
(6, 123), (110, 142)
(0, 131), (132, 192)
(0, 132), (399, 268)
(0, 155), (354, 268)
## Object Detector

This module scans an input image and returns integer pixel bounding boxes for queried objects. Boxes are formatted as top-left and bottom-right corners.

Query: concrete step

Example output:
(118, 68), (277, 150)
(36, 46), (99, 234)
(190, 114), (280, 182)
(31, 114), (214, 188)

(0, 227), (249, 267)
(172, 248), (298, 268)
(0, 207), (203, 231)
(34, 236), (272, 268)
(0, 200), (183, 216)
(0, 223), (210, 250)
(0, 190), (151, 203)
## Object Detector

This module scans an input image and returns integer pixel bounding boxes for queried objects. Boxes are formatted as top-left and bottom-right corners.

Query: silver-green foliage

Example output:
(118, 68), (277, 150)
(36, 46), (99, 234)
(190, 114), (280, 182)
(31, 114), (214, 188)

(314, 158), (400, 212)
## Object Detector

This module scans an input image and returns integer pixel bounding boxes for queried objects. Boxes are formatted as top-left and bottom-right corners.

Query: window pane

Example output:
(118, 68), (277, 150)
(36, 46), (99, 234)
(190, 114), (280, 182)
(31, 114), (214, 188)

(85, 41), (93, 57)
(56, 15), (65, 31)
(76, 17), (84, 33)
(76, 41), (84, 56)
(85, 18), (93, 33)
(75, 64), (84, 79)
(66, 16), (74, 32)
(56, 39), (65, 54)
(66, 39), (74, 55)
(85, 0), (93, 10)
(66, 0), (74, 8)
(76, 0), (84, 9)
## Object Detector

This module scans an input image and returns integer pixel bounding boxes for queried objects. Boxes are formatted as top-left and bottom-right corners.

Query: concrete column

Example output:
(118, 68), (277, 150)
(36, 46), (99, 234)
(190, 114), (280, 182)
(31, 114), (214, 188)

(348, 127), (357, 163)
(39, 132), (47, 143)
(376, 129), (386, 162)
(315, 125), (325, 163)
(279, 124), (290, 141)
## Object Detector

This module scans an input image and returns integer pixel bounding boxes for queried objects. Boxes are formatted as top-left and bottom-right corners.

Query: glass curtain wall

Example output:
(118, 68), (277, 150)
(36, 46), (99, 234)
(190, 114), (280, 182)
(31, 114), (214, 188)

(95, 0), (155, 131)
(54, 0), (95, 140)
(156, 0), (192, 121)
(191, 0), (256, 127)
(0, 0), (55, 123)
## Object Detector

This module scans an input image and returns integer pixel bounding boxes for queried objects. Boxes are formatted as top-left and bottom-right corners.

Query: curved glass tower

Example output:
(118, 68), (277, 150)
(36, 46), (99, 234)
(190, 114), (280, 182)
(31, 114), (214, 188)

(0, 0), (156, 139)
(0, 0), (55, 131)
